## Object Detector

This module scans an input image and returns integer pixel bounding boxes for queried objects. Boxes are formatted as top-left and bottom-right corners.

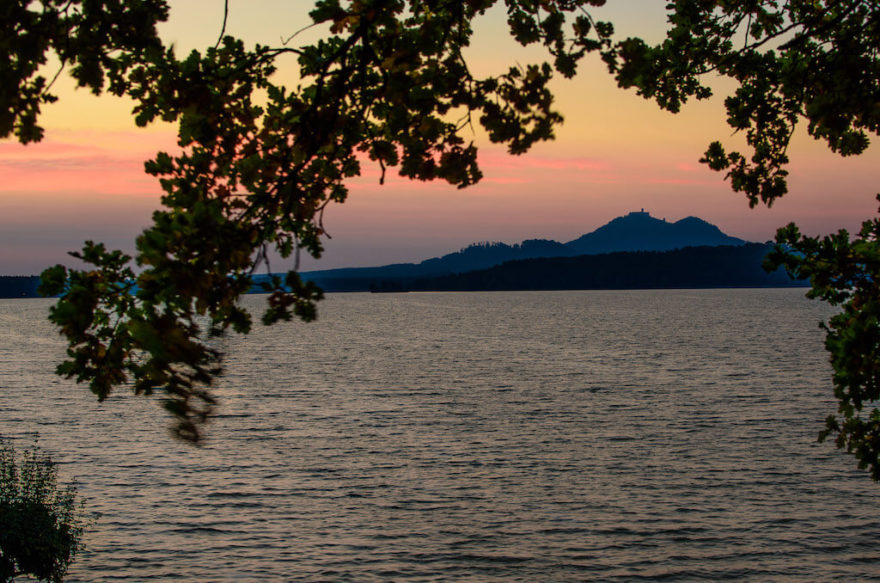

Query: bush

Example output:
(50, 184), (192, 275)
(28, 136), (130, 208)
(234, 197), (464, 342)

(0, 438), (85, 583)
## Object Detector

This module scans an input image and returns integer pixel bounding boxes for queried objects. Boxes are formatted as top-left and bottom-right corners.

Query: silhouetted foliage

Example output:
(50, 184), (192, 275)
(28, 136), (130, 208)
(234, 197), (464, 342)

(611, 0), (880, 479)
(12, 0), (615, 441)
(605, 1), (879, 208)
(609, 0), (880, 480)
(4, 0), (880, 472)
(0, 438), (85, 583)
(2, 0), (168, 144)
(767, 206), (880, 480)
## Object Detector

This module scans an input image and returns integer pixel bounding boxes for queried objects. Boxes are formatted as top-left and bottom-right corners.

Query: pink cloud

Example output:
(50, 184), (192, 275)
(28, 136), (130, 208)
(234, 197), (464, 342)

(638, 176), (715, 186)
(0, 140), (102, 158)
(480, 176), (529, 184)
(477, 149), (610, 172)
(0, 131), (178, 196)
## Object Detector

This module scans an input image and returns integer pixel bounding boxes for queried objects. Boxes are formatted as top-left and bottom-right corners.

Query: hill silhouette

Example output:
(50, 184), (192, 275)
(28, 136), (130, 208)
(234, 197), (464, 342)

(564, 210), (744, 254)
(308, 244), (802, 293)
(301, 210), (748, 288)
(6, 212), (767, 297)
(405, 243), (799, 291)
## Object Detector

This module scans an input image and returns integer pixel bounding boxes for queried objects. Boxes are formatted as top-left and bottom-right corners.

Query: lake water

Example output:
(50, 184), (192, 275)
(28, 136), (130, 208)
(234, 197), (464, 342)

(1, 289), (879, 581)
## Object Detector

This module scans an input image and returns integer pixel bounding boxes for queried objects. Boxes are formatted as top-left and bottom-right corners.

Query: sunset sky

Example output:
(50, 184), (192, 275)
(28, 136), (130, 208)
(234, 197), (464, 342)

(2, 1), (878, 275)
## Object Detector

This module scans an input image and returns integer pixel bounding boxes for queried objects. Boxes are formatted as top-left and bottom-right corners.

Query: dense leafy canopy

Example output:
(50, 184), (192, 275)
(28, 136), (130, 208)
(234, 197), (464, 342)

(0, 438), (85, 583)
(5, 0), (880, 478)
(2, 0), (169, 144)
(605, 0), (880, 207)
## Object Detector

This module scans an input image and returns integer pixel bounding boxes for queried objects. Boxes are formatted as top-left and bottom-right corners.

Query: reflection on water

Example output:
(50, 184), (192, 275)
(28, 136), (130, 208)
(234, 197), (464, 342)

(1, 290), (878, 581)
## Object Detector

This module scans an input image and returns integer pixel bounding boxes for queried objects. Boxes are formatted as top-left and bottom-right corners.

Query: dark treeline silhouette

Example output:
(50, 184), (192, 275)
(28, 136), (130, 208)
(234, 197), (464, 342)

(5, 212), (745, 298)
(307, 243), (803, 292)
(409, 243), (799, 291)
(0, 276), (42, 298)
(10, 243), (798, 299)
(301, 239), (571, 284)
(302, 211), (747, 285)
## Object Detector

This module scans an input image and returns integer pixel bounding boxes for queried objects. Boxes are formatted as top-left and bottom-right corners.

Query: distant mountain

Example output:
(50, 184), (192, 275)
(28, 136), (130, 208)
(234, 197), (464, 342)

(564, 210), (745, 255)
(301, 239), (571, 288)
(405, 243), (801, 291)
(302, 210), (748, 289)
(419, 238), (570, 273)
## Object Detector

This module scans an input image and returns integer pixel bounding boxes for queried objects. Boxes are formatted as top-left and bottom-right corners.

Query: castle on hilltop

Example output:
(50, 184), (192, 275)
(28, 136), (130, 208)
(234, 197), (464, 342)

(626, 208), (666, 222)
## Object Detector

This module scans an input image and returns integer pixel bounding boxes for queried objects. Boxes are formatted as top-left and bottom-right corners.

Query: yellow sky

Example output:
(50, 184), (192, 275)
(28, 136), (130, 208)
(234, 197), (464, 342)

(2, 1), (877, 274)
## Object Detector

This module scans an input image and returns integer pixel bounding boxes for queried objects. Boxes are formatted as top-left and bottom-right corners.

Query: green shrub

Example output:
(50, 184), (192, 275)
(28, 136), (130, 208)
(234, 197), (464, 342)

(0, 438), (85, 583)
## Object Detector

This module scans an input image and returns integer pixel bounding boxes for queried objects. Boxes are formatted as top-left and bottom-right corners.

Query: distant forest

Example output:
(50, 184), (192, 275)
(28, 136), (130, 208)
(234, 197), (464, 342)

(0, 276), (41, 298)
(323, 243), (806, 292)
(3, 244), (804, 298)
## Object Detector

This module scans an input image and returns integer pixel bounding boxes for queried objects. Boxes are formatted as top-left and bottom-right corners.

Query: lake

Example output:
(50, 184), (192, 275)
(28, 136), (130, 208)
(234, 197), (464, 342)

(1, 290), (879, 581)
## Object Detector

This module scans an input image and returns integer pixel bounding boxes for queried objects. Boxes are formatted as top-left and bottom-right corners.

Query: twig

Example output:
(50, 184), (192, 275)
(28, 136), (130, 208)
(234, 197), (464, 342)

(282, 22), (319, 46)
(42, 62), (67, 96)
(215, 0), (229, 49)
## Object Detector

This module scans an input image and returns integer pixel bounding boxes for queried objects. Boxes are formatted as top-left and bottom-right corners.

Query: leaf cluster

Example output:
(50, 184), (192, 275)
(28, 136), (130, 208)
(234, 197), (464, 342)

(0, 438), (86, 583)
(6, 1), (614, 441)
(603, 4), (880, 480)
(1, 0), (168, 143)
(767, 198), (880, 480)
(603, 1), (880, 207)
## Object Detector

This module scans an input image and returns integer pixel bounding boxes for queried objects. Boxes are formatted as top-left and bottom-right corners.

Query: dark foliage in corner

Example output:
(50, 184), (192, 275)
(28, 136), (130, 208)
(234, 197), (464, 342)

(0, 438), (86, 583)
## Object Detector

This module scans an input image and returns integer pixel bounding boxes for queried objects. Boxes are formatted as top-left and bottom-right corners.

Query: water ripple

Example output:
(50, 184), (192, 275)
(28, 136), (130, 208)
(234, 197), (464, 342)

(1, 290), (878, 581)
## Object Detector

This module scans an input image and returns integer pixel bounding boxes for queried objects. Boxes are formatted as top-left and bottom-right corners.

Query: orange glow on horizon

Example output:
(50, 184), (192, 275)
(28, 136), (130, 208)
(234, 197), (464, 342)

(2, 2), (878, 273)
